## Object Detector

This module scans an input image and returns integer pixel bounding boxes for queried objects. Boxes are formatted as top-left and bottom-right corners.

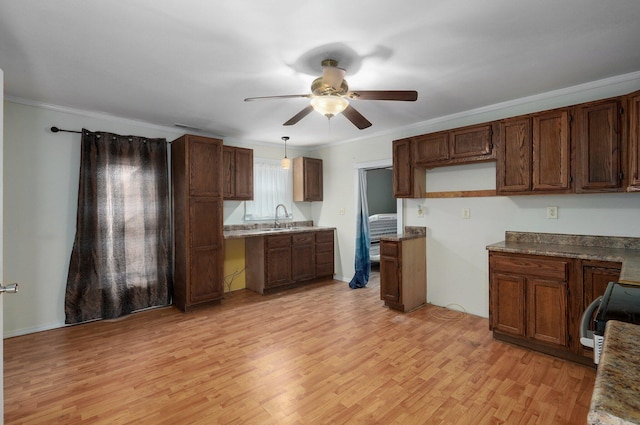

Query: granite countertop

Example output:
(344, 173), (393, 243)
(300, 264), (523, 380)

(588, 320), (640, 425)
(486, 232), (640, 285)
(378, 226), (427, 242)
(223, 221), (335, 239)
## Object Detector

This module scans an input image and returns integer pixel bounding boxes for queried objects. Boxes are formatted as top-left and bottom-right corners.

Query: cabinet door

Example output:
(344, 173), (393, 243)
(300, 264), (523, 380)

(491, 273), (526, 337)
(189, 198), (223, 304)
(303, 157), (323, 201)
(189, 137), (222, 197)
(449, 124), (493, 159)
(497, 117), (532, 193)
(413, 131), (449, 165)
(223, 146), (254, 200)
(380, 242), (400, 304)
(582, 263), (621, 310)
(292, 234), (315, 281)
(265, 235), (292, 287)
(222, 146), (235, 199)
(576, 98), (623, 192)
(234, 147), (254, 200)
(393, 139), (416, 198)
(527, 278), (568, 348)
(580, 262), (621, 357)
(532, 109), (572, 192)
(190, 247), (224, 303)
(629, 91), (640, 190)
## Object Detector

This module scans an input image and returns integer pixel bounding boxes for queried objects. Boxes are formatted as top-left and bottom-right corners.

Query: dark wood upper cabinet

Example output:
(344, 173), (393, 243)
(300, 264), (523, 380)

(450, 124), (493, 159)
(223, 145), (253, 200)
(532, 109), (572, 192)
(413, 132), (449, 164)
(392, 138), (425, 198)
(575, 97), (624, 192)
(497, 116), (532, 193)
(628, 91), (640, 191)
(497, 108), (572, 195)
(189, 137), (223, 197)
(293, 157), (323, 202)
(414, 123), (495, 167)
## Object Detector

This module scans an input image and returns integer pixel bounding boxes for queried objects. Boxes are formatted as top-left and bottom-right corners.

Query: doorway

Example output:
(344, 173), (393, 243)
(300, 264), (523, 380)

(366, 167), (396, 289)
(355, 159), (401, 291)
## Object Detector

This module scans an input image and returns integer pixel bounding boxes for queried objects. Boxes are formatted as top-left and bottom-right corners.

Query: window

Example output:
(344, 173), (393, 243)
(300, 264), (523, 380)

(244, 159), (292, 220)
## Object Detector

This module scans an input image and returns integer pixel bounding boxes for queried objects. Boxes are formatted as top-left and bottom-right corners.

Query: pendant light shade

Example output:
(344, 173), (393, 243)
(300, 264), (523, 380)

(281, 136), (290, 169)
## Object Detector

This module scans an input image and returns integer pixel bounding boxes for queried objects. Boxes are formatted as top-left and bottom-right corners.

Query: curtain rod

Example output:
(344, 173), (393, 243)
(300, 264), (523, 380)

(50, 126), (82, 134)
(49, 126), (173, 143)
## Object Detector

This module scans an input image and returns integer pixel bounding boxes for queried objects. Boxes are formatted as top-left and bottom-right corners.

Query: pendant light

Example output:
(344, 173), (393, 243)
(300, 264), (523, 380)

(281, 136), (291, 169)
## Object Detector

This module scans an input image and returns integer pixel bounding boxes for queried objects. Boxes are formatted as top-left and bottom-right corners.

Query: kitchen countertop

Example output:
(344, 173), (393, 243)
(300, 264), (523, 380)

(486, 232), (640, 285)
(378, 225), (427, 242)
(588, 320), (640, 425)
(223, 223), (335, 239)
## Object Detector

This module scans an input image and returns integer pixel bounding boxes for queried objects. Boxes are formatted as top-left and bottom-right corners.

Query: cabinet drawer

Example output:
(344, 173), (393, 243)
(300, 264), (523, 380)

(316, 251), (333, 265)
(266, 235), (291, 249)
(490, 254), (569, 280)
(316, 263), (334, 277)
(293, 233), (314, 245)
(316, 231), (334, 243)
(380, 241), (399, 257)
(316, 242), (333, 253)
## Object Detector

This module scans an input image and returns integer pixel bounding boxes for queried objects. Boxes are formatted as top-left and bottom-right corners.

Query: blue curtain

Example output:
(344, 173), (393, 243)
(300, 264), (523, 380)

(349, 169), (371, 289)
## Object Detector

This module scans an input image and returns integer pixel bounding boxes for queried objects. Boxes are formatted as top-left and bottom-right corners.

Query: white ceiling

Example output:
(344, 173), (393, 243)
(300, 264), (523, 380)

(1, 1), (640, 148)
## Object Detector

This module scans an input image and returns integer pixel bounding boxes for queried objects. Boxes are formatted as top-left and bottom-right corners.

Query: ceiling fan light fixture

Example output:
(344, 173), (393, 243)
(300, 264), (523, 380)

(310, 95), (349, 118)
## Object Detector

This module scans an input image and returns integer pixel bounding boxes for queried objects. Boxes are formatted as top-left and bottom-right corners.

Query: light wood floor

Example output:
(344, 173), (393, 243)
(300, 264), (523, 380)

(5, 277), (596, 424)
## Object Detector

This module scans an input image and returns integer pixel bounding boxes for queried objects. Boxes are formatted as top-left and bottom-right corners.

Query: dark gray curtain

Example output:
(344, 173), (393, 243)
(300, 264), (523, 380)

(65, 129), (172, 324)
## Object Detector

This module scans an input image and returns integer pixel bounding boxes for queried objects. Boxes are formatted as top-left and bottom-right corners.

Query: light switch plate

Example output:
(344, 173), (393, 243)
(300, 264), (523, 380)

(462, 208), (471, 219)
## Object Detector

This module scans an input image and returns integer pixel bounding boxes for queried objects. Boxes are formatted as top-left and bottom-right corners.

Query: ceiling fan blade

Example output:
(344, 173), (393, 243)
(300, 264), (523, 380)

(342, 105), (372, 130)
(346, 90), (418, 101)
(244, 94), (311, 101)
(283, 105), (314, 126)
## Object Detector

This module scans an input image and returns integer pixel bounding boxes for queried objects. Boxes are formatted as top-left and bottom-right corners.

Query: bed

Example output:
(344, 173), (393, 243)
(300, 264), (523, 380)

(368, 213), (398, 262)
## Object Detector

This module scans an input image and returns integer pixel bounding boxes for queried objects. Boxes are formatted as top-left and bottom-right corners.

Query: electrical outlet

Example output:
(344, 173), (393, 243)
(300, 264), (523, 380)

(417, 206), (424, 217)
(339, 208), (345, 215)
(546, 206), (558, 219)
(462, 208), (471, 219)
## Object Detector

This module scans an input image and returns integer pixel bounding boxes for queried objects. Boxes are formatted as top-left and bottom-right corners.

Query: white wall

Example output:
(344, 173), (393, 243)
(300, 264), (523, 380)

(4, 71), (640, 336)
(312, 73), (640, 318)
(2, 100), (313, 337)
(1, 68), (6, 418)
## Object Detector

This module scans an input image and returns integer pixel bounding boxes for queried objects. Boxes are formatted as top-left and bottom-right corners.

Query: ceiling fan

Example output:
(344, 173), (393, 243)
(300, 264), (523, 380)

(244, 59), (418, 130)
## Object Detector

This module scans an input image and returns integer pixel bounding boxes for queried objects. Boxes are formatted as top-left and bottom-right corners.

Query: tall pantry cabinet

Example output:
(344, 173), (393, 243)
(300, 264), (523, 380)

(172, 135), (225, 311)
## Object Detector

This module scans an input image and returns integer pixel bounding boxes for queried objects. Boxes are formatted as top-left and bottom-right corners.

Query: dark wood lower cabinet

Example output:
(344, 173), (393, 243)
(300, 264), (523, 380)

(489, 252), (622, 365)
(292, 233), (315, 281)
(579, 260), (621, 358)
(490, 253), (569, 351)
(265, 235), (293, 288)
(380, 236), (426, 312)
(315, 230), (334, 278)
(245, 230), (334, 294)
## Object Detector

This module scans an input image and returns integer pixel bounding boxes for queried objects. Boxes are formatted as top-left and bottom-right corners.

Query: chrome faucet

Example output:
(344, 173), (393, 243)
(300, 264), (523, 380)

(274, 203), (289, 228)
